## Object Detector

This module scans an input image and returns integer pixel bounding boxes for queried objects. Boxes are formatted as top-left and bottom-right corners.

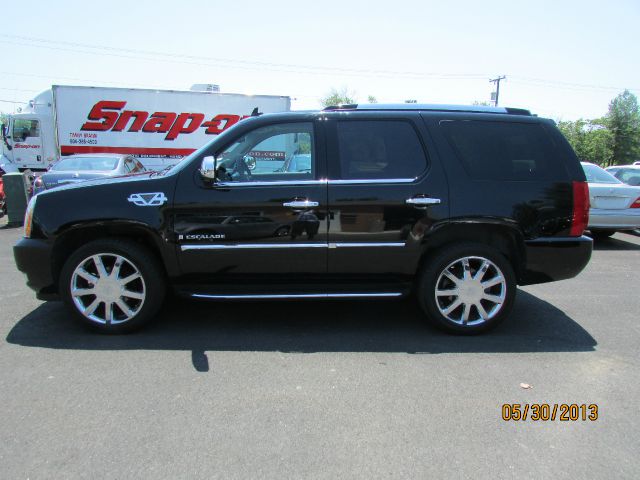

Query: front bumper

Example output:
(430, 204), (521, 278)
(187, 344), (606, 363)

(588, 208), (640, 230)
(520, 235), (592, 285)
(13, 237), (58, 300)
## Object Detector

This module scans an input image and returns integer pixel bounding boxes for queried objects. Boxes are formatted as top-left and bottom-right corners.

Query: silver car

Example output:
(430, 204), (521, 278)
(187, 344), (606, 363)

(581, 162), (640, 239)
(33, 154), (146, 195)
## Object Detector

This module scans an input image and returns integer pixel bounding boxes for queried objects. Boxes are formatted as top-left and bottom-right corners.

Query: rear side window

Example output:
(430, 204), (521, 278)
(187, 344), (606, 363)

(441, 120), (565, 181)
(336, 120), (428, 180)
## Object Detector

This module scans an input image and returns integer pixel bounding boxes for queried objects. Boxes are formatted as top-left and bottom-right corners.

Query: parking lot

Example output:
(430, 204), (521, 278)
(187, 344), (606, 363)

(1, 216), (639, 479)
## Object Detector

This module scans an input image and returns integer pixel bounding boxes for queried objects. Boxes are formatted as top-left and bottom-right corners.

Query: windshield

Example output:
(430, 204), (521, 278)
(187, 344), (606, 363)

(581, 163), (621, 184)
(51, 157), (119, 171)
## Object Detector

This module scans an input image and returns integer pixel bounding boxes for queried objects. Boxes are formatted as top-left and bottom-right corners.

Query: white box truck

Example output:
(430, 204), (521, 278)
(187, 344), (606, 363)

(1, 85), (291, 171)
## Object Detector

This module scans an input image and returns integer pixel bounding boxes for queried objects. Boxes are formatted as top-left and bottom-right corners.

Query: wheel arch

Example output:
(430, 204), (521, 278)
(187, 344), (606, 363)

(51, 221), (176, 289)
(418, 221), (526, 282)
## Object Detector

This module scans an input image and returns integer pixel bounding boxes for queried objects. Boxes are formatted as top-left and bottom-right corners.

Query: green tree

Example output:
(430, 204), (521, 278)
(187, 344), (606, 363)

(606, 90), (640, 165)
(557, 118), (613, 166)
(367, 95), (378, 104)
(320, 87), (356, 107)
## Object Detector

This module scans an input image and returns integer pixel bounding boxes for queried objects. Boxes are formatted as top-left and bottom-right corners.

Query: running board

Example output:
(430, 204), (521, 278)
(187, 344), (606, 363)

(191, 292), (404, 300)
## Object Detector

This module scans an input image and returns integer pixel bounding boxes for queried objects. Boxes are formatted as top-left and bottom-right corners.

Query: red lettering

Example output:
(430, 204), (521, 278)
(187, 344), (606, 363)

(112, 111), (150, 132)
(165, 113), (205, 140)
(142, 112), (178, 133)
(81, 101), (126, 131)
(202, 114), (240, 134)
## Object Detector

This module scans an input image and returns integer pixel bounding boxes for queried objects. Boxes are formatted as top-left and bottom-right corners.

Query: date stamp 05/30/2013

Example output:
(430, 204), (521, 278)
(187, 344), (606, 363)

(502, 404), (599, 422)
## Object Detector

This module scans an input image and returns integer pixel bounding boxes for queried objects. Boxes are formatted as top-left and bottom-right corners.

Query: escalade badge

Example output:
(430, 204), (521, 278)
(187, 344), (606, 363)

(127, 192), (168, 206)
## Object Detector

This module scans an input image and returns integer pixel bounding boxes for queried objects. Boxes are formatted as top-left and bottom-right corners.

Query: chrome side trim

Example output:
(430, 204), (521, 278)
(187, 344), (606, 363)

(181, 242), (406, 251)
(328, 178), (416, 185)
(216, 179), (327, 187)
(181, 243), (327, 251)
(213, 178), (418, 187)
(334, 242), (405, 248)
(191, 292), (404, 299)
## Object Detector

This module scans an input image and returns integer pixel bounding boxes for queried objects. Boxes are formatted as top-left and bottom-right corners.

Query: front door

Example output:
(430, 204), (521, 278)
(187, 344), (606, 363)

(10, 118), (44, 169)
(173, 120), (328, 289)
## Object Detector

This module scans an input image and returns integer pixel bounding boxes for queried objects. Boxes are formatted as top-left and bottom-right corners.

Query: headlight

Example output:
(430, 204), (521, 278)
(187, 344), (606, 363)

(24, 195), (37, 238)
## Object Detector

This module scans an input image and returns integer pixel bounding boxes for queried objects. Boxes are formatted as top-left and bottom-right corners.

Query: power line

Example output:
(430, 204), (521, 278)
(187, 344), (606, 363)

(510, 76), (640, 93)
(0, 34), (490, 80)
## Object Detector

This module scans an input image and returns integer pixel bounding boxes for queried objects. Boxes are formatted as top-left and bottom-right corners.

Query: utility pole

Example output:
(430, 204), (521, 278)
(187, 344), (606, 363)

(489, 75), (506, 106)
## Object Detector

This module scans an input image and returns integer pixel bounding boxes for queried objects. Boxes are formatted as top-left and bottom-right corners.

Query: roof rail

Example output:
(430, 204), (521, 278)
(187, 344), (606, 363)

(323, 104), (358, 110)
(322, 103), (531, 116)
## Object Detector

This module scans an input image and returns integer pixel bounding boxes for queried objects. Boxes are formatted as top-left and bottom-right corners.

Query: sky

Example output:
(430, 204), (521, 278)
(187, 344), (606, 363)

(1, 0), (639, 120)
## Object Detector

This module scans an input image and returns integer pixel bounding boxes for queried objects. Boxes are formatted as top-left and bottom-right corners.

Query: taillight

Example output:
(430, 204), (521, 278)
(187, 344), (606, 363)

(570, 181), (589, 236)
(631, 197), (640, 209)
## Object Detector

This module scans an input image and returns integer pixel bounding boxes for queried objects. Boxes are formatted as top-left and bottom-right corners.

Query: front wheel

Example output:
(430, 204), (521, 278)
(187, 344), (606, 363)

(417, 244), (516, 334)
(60, 239), (166, 333)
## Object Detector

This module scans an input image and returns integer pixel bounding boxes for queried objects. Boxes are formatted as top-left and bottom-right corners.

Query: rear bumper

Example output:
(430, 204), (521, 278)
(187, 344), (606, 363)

(13, 237), (59, 300)
(520, 235), (592, 285)
(588, 208), (640, 230)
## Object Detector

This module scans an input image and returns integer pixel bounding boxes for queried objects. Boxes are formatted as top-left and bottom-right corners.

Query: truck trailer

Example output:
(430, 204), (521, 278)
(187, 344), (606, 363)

(1, 85), (291, 171)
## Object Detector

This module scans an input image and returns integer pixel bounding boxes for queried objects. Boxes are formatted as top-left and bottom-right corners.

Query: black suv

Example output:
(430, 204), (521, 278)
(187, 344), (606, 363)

(14, 104), (592, 334)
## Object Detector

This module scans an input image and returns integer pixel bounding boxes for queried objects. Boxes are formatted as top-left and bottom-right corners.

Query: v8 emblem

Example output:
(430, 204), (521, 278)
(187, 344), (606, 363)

(127, 192), (168, 206)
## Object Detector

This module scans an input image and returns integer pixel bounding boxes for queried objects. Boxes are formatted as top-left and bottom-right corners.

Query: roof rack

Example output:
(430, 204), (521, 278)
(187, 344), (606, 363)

(322, 103), (531, 116)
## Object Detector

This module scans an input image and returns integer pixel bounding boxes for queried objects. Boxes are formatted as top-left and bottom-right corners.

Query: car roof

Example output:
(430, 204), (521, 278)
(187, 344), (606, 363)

(62, 153), (130, 160)
(606, 164), (640, 169)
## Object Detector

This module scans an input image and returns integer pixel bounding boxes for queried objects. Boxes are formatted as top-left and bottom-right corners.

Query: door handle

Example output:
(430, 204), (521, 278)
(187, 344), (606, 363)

(283, 199), (319, 208)
(406, 197), (441, 206)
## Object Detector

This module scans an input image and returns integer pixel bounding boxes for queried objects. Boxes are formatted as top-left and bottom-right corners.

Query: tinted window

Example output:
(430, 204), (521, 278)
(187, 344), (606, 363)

(216, 123), (314, 183)
(336, 121), (427, 180)
(441, 120), (565, 181)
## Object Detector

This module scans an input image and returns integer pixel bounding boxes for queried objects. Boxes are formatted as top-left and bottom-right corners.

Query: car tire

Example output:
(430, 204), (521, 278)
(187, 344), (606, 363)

(417, 243), (516, 335)
(59, 238), (166, 333)
(589, 229), (616, 240)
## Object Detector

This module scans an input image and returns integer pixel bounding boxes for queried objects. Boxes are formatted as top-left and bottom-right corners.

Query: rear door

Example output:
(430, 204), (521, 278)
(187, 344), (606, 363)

(325, 112), (449, 282)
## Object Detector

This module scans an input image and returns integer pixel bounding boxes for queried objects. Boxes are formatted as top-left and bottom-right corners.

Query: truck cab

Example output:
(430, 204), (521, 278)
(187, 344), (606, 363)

(1, 90), (57, 172)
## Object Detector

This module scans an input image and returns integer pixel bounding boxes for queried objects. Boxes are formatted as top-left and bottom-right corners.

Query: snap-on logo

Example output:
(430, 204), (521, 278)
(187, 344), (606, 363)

(80, 101), (254, 140)
(127, 192), (167, 206)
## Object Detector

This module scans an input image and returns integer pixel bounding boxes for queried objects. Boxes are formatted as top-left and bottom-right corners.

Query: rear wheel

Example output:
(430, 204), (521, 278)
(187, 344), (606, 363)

(417, 243), (516, 334)
(60, 239), (166, 333)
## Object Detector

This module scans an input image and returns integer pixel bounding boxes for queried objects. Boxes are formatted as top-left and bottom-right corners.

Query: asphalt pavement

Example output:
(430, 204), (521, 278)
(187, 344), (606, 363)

(1, 216), (639, 479)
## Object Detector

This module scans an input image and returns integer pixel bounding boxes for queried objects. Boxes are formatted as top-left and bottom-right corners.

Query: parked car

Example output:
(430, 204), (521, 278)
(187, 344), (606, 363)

(32, 154), (147, 195)
(581, 162), (640, 239)
(605, 165), (640, 186)
(14, 104), (593, 335)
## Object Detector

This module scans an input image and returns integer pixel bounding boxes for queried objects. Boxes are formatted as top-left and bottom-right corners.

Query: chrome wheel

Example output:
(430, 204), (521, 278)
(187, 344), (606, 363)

(434, 256), (507, 326)
(70, 253), (146, 325)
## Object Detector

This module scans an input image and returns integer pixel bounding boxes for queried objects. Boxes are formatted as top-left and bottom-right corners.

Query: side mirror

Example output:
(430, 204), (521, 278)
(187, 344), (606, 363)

(200, 155), (217, 180)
